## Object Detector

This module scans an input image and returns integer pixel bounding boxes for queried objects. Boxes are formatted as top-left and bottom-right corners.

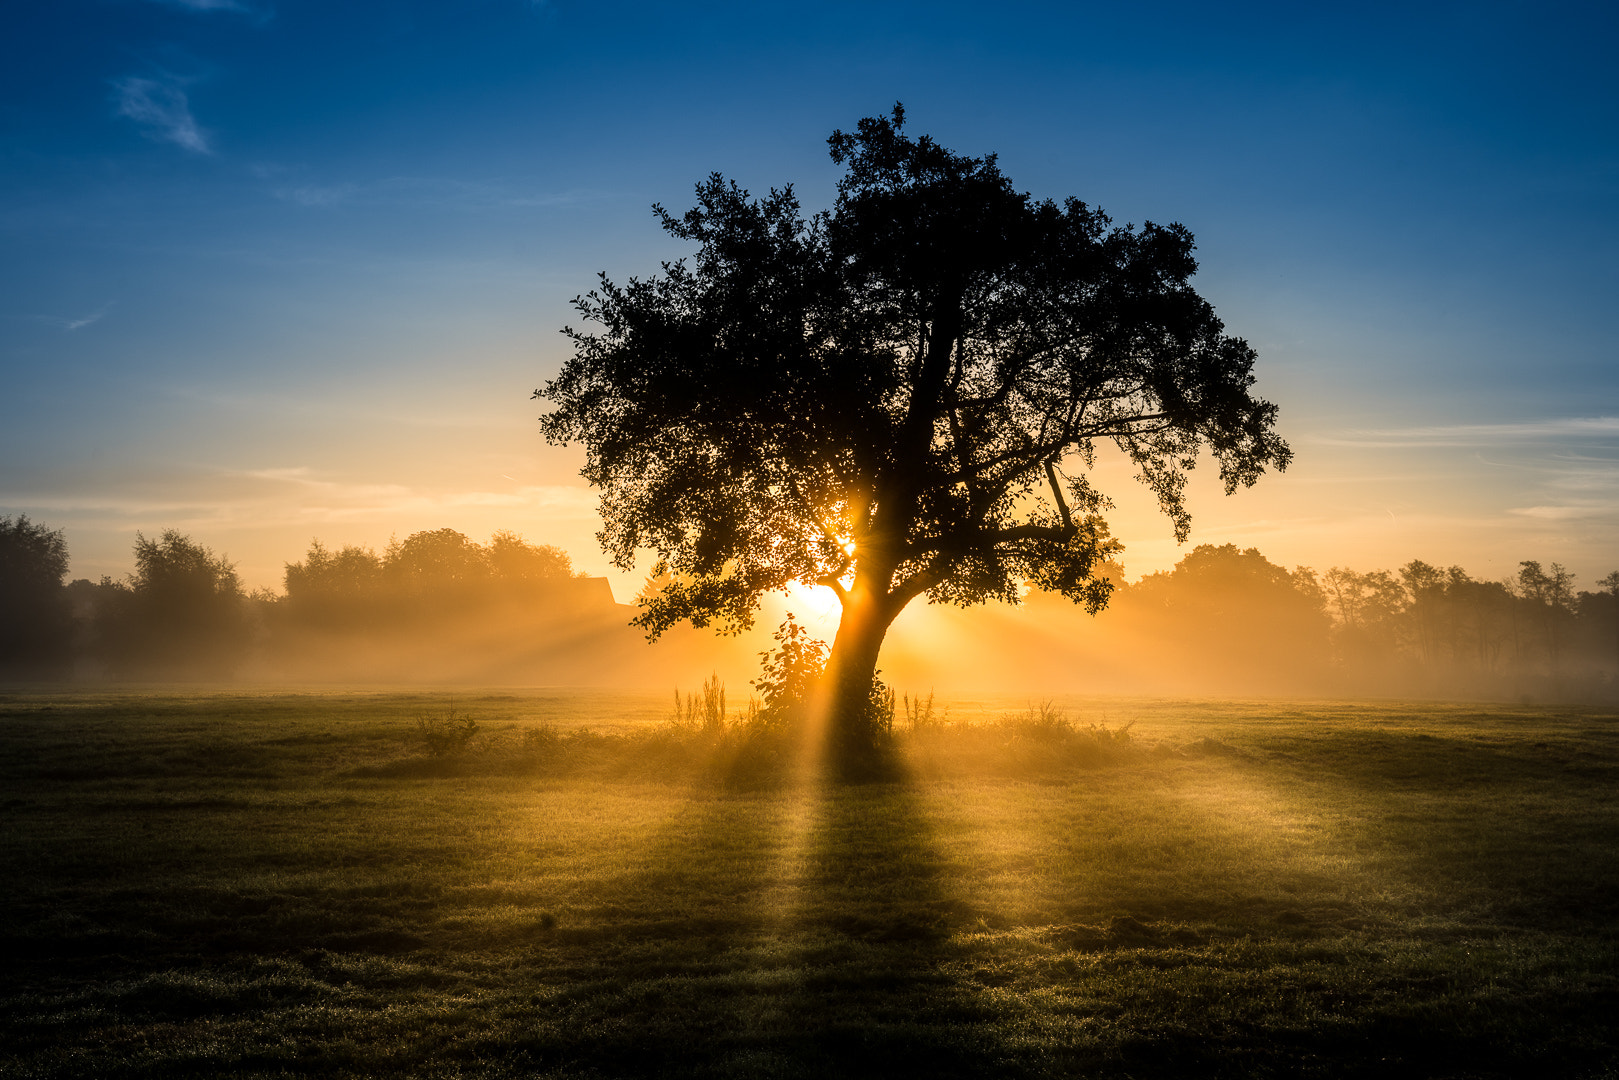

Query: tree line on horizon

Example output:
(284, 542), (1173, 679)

(1024, 543), (1619, 700)
(1, 513), (1615, 698)
(0, 517), (607, 679)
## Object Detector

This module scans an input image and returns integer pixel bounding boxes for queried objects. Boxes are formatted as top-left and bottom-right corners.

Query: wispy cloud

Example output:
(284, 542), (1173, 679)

(236, 467), (601, 521)
(144, 0), (271, 15)
(34, 304), (113, 331)
(0, 469), (600, 535)
(1508, 504), (1618, 521)
(271, 183), (360, 207)
(167, 386), (505, 431)
(264, 174), (606, 211)
(111, 76), (210, 153)
(1316, 416), (1619, 448)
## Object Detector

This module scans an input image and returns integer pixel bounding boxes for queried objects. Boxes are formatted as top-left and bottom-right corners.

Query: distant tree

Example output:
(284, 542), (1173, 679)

(385, 529), (490, 595)
(485, 530), (575, 588)
(1122, 544), (1329, 686)
(538, 106), (1290, 763)
(1583, 570), (1619, 676)
(1518, 560), (1575, 672)
(1400, 560), (1447, 665)
(0, 515), (71, 671)
(283, 530), (583, 630)
(1446, 572), (1516, 672)
(102, 530), (247, 675)
(1323, 567), (1406, 641)
(283, 540), (387, 628)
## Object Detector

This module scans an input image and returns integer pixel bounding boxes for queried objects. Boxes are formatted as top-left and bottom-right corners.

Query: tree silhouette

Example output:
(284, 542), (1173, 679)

(1123, 544), (1328, 690)
(0, 515), (71, 671)
(102, 530), (246, 676)
(1596, 571), (1619, 677)
(284, 530), (579, 622)
(539, 106), (1290, 763)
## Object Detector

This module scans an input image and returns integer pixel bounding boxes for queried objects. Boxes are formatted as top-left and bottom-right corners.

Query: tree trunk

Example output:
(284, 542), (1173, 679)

(821, 583), (898, 775)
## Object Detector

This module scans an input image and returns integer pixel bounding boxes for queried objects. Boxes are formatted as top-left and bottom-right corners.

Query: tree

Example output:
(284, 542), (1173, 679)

(538, 106), (1290, 763)
(103, 530), (246, 675)
(284, 540), (387, 628)
(0, 515), (71, 670)
(1597, 572), (1619, 676)
(1400, 560), (1447, 665)
(485, 530), (575, 587)
(385, 528), (490, 596)
(1518, 560), (1576, 680)
(1119, 545), (1328, 690)
(283, 529), (584, 633)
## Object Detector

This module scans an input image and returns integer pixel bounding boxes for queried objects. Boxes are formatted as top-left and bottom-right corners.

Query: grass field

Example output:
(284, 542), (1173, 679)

(1, 690), (1615, 1078)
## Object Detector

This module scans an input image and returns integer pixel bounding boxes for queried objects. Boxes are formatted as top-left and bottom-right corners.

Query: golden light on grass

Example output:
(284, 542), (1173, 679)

(3, 692), (1615, 1075)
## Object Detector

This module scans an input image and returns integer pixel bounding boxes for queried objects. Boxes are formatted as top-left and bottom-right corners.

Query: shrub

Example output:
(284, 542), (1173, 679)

(414, 707), (479, 756)
(899, 700), (1137, 778)
(520, 723), (563, 756)
(752, 615), (826, 727)
(1006, 699), (1075, 742)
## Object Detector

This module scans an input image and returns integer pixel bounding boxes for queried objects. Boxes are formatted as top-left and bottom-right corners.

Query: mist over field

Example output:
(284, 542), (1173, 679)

(6, 519), (1615, 704)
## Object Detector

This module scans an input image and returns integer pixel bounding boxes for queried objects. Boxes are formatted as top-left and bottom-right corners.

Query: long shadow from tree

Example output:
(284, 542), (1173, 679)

(991, 750), (1619, 1078)
(505, 766), (1014, 1079)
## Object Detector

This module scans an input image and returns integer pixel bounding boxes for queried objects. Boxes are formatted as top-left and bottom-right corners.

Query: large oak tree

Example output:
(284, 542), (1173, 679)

(539, 107), (1290, 760)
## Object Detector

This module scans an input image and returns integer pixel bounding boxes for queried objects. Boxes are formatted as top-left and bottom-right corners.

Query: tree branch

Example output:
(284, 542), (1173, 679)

(887, 566), (944, 609)
(988, 523), (1075, 544)
(1045, 459), (1074, 531)
(816, 575), (850, 604)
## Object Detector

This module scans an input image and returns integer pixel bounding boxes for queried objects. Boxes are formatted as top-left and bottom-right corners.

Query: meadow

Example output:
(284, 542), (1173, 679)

(0, 690), (1615, 1078)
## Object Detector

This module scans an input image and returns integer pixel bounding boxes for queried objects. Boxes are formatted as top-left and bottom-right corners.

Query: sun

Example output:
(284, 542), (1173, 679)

(785, 581), (844, 628)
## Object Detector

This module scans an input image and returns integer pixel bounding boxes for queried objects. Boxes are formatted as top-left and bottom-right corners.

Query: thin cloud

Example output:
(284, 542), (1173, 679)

(1508, 504), (1617, 521)
(232, 467), (602, 521)
(111, 76), (210, 154)
(167, 386), (518, 432)
(272, 184), (359, 207)
(144, 0), (272, 16)
(0, 471), (599, 534)
(33, 304), (113, 331)
(265, 174), (608, 211)
(1316, 416), (1619, 448)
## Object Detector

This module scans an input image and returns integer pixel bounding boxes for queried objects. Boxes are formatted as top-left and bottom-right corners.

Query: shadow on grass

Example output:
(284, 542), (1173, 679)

(499, 764), (1017, 1079)
(981, 744), (1619, 1078)
(1251, 723), (1619, 929)
(5, 697), (1618, 1079)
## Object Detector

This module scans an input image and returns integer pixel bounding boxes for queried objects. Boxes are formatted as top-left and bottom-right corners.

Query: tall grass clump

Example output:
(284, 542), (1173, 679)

(904, 699), (1137, 778)
(671, 673), (727, 735)
(413, 706), (479, 756)
(903, 691), (944, 734)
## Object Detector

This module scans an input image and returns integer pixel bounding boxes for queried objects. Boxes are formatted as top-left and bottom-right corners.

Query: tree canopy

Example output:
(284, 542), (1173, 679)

(538, 106), (1291, 752)
(0, 515), (71, 668)
(283, 528), (579, 627)
(91, 529), (247, 676)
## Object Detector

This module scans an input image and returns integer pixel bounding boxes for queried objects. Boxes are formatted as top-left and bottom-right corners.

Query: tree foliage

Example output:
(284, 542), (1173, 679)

(539, 106), (1291, 736)
(282, 528), (579, 628)
(0, 515), (71, 667)
(96, 529), (247, 675)
(1130, 544), (1327, 650)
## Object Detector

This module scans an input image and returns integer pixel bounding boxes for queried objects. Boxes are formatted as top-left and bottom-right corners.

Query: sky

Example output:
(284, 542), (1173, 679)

(3, 0), (1617, 603)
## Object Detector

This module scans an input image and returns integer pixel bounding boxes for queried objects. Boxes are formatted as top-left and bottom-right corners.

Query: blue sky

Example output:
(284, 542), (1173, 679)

(2, 0), (1616, 595)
